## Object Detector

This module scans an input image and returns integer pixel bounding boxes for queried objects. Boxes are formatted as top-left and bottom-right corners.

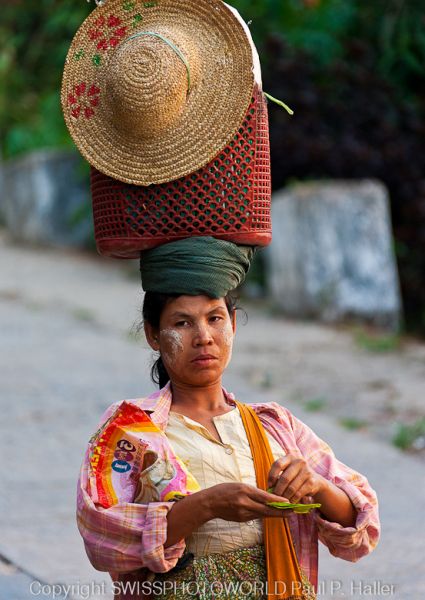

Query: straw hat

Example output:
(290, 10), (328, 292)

(61, 0), (255, 185)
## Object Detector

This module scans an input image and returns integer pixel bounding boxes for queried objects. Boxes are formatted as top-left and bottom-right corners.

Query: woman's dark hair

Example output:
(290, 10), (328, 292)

(142, 291), (239, 389)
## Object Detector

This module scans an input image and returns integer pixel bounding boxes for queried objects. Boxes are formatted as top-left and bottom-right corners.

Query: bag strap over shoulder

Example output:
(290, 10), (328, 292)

(235, 400), (306, 600)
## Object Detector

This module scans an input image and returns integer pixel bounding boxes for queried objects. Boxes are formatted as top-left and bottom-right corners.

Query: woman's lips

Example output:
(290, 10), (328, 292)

(191, 355), (218, 366)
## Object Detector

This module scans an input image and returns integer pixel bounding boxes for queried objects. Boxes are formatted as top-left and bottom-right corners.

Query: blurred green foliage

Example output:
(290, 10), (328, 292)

(0, 0), (90, 158)
(304, 397), (327, 412)
(357, 0), (425, 95)
(1, 0), (424, 158)
(393, 417), (425, 451)
(339, 417), (368, 431)
(236, 0), (425, 94)
(235, 0), (356, 65)
(354, 329), (401, 353)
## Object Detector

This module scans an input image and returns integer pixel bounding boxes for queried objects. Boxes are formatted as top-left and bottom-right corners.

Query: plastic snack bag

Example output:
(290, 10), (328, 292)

(88, 401), (200, 508)
(88, 402), (152, 508)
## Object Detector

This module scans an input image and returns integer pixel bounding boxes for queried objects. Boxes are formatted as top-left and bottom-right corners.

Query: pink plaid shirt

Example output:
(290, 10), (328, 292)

(77, 384), (380, 591)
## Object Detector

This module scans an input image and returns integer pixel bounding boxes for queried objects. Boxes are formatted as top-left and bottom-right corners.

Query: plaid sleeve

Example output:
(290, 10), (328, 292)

(270, 403), (381, 562)
(76, 405), (186, 574)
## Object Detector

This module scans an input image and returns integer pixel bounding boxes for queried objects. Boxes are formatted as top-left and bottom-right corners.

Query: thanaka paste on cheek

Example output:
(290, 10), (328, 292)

(159, 328), (183, 367)
(219, 323), (234, 367)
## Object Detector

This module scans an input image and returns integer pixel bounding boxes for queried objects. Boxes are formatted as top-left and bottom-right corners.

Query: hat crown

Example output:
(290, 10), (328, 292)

(61, 0), (256, 185)
(105, 30), (196, 139)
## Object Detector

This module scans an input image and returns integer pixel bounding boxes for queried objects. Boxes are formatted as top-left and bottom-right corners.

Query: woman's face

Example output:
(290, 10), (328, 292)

(145, 295), (236, 387)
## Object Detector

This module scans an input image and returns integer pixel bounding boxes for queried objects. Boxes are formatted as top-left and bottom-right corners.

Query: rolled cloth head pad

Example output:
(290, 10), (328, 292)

(140, 237), (256, 298)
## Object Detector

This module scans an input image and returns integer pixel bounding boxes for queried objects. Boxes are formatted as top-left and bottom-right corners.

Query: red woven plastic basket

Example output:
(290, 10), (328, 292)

(91, 85), (271, 258)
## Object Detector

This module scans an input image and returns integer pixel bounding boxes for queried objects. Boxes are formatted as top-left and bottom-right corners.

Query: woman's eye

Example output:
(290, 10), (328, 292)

(175, 320), (189, 327)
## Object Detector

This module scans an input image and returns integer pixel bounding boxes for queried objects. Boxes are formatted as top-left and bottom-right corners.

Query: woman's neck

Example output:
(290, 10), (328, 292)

(170, 379), (231, 415)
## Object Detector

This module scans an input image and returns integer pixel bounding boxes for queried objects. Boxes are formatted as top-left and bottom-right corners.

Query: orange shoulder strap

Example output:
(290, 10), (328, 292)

(235, 400), (306, 600)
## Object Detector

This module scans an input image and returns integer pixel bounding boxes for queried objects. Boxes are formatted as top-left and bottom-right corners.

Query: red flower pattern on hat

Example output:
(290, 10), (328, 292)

(88, 15), (127, 51)
(68, 83), (101, 120)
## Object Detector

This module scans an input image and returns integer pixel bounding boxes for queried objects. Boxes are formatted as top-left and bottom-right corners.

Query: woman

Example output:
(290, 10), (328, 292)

(63, 0), (379, 595)
(77, 239), (380, 600)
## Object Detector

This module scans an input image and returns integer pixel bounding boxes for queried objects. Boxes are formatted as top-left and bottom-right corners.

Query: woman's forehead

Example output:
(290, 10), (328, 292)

(164, 295), (227, 316)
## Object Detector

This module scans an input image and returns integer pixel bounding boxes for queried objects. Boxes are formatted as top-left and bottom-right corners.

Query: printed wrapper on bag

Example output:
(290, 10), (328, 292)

(88, 401), (200, 508)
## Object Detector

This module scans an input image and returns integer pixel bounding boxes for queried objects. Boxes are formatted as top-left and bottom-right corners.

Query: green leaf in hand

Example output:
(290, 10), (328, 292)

(266, 488), (321, 513)
(266, 501), (321, 513)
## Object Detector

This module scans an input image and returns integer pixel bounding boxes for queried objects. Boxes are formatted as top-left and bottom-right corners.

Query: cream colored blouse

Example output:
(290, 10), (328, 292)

(165, 406), (287, 557)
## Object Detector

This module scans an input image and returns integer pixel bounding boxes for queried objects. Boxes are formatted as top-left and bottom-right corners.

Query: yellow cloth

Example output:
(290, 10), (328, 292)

(165, 406), (287, 557)
(236, 400), (304, 600)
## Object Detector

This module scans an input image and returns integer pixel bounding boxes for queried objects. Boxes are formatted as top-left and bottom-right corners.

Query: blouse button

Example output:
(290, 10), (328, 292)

(224, 445), (233, 455)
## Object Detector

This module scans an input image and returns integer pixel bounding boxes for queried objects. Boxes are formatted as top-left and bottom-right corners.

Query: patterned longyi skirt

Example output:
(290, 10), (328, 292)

(152, 544), (316, 600)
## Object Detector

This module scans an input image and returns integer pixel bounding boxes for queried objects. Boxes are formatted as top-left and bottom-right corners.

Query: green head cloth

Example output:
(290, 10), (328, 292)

(140, 237), (256, 298)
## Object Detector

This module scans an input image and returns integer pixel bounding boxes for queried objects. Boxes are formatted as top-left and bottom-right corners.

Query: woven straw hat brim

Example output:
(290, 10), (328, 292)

(61, 0), (255, 185)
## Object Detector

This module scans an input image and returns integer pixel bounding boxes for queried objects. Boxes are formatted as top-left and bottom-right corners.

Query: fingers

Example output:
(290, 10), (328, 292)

(290, 482), (316, 504)
(215, 482), (314, 523)
(283, 477), (315, 503)
(246, 498), (294, 519)
(245, 484), (290, 504)
(269, 457), (317, 502)
(240, 484), (294, 519)
(275, 469), (309, 501)
(267, 456), (292, 489)
(301, 495), (314, 504)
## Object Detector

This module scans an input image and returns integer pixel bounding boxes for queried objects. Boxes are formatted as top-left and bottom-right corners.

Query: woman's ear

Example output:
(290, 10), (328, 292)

(144, 321), (160, 351)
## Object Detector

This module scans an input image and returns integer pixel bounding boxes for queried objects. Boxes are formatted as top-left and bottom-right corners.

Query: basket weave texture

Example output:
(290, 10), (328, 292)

(91, 85), (271, 258)
(61, 0), (255, 185)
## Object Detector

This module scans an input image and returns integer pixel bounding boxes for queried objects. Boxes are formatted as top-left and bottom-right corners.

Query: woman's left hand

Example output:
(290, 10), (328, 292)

(267, 455), (326, 503)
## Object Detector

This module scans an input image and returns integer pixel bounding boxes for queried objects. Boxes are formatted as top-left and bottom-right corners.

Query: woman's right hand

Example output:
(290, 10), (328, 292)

(165, 482), (292, 548)
(203, 482), (294, 522)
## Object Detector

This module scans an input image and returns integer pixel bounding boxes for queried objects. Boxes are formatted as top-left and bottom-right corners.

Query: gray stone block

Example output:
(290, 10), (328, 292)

(266, 180), (402, 330)
(1, 149), (92, 248)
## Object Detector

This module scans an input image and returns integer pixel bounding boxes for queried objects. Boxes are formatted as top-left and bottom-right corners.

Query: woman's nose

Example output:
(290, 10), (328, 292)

(193, 324), (213, 345)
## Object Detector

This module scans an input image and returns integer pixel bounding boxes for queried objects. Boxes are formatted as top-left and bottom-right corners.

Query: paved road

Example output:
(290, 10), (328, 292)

(0, 236), (424, 600)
